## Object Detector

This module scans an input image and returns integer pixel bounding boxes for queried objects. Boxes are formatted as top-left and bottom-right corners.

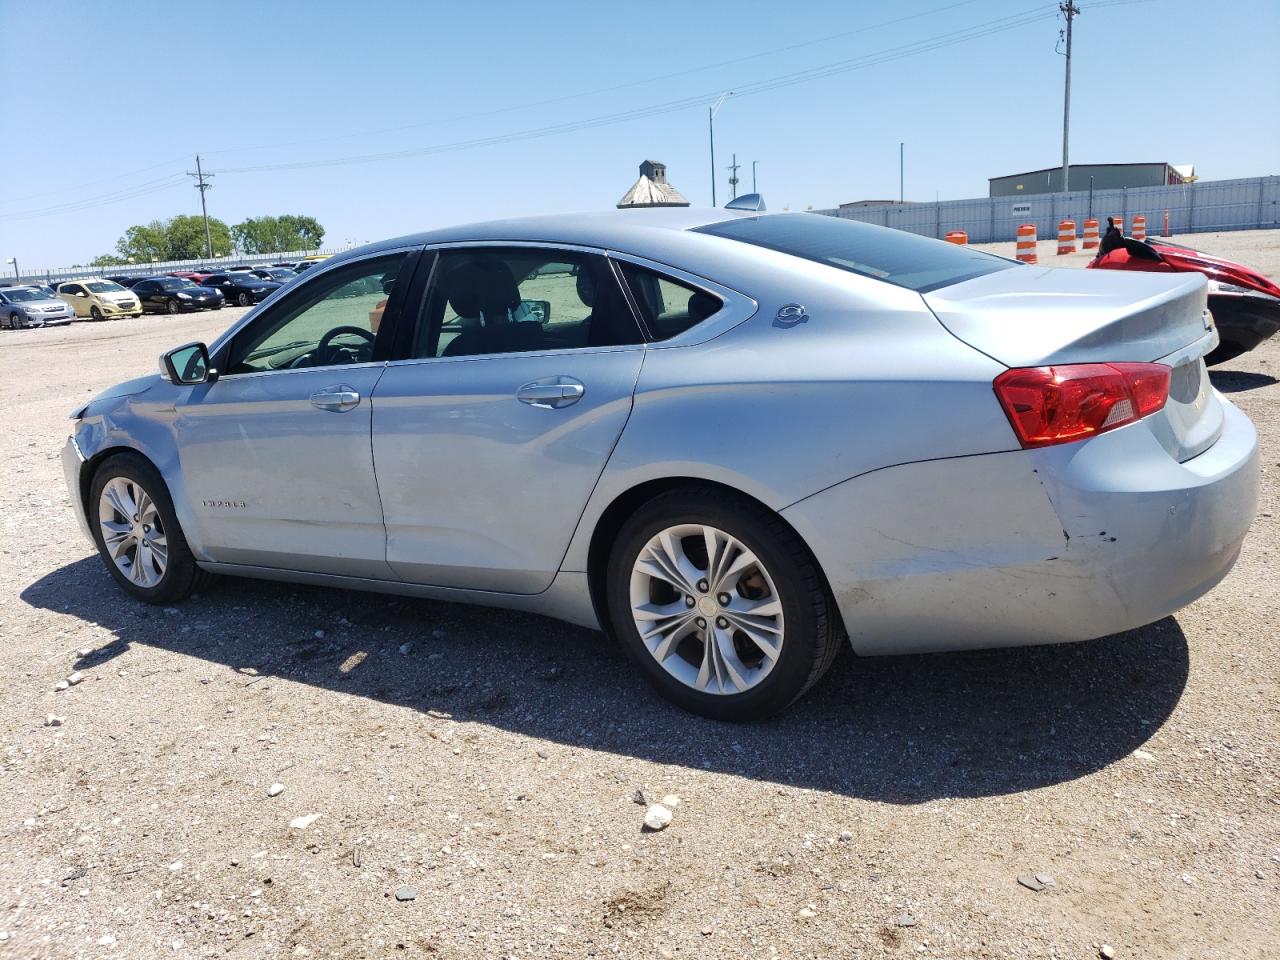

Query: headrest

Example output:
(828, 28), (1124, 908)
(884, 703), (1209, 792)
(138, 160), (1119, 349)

(447, 259), (521, 320)
(687, 291), (720, 322)
(576, 269), (596, 307)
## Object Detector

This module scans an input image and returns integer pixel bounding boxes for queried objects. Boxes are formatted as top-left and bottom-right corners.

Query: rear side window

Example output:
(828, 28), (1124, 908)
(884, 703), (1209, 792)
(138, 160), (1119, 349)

(693, 213), (1015, 293)
(617, 263), (722, 341)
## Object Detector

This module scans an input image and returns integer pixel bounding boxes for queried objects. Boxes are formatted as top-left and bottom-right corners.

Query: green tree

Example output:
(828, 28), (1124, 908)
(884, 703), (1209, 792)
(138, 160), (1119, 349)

(231, 214), (325, 255)
(166, 214), (232, 259)
(113, 215), (232, 263)
(90, 253), (130, 267)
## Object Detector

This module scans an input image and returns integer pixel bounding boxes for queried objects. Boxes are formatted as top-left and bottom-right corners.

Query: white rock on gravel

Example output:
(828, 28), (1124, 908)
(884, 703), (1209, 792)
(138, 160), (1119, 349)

(54, 680), (69, 692)
(66, 671), (84, 686)
(77, 646), (91, 657)
(267, 783), (284, 797)
(1100, 946), (1116, 959)
(290, 814), (320, 830)
(643, 804), (673, 831)
(45, 715), (64, 727)
(661, 794), (681, 808)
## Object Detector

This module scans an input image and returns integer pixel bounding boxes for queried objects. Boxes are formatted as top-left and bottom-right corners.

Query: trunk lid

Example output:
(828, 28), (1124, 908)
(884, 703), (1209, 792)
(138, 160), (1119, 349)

(924, 266), (1221, 462)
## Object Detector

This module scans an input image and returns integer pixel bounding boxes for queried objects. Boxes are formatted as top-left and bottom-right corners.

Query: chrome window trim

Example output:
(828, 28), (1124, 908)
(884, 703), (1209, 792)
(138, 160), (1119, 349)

(412, 240), (757, 353)
(605, 249), (758, 349)
(207, 245), (421, 361)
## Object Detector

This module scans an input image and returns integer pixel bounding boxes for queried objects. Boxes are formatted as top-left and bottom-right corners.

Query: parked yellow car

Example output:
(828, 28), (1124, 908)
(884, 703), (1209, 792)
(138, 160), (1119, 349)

(56, 279), (142, 320)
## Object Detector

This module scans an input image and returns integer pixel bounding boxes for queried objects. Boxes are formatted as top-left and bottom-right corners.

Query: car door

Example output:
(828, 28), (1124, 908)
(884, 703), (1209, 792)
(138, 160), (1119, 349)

(59, 284), (88, 317)
(172, 249), (420, 577)
(132, 280), (156, 312)
(371, 244), (647, 594)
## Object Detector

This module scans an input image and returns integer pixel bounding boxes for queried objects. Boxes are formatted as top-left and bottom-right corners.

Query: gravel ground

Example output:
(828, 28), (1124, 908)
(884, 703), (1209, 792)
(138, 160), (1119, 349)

(0, 234), (1277, 960)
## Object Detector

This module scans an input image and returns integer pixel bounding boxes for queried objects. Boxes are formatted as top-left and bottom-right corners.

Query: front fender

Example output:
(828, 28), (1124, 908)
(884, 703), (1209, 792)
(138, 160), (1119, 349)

(71, 385), (209, 561)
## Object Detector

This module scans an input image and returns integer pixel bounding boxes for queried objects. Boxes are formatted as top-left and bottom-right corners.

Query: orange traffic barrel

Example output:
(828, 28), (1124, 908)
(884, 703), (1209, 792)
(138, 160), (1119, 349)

(945, 230), (968, 245)
(1015, 223), (1038, 263)
(1112, 215), (1124, 235)
(1057, 220), (1077, 255)
(1132, 215), (1147, 241)
(1082, 218), (1099, 249)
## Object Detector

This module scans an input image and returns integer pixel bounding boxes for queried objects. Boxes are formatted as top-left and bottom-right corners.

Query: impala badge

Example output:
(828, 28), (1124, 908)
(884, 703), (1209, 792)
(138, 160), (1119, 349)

(774, 303), (809, 328)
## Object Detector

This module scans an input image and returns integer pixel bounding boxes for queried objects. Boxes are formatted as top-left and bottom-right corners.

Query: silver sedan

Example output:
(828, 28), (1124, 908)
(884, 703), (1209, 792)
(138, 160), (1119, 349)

(62, 206), (1258, 719)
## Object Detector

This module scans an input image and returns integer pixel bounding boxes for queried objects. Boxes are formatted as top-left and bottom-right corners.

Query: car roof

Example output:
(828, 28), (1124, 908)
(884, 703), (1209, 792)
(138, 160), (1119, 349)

(326, 207), (760, 271)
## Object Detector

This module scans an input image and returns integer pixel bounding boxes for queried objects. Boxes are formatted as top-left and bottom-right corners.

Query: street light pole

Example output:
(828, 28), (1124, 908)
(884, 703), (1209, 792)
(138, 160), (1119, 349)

(708, 92), (731, 207)
(752, 160), (758, 193)
(899, 142), (904, 203)
(5, 257), (18, 281)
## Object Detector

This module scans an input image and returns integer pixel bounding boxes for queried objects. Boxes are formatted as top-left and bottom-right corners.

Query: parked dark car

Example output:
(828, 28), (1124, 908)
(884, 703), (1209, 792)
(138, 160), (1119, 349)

(132, 276), (225, 314)
(202, 273), (282, 306)
(103, 275), (145, 288)
(245, 267), (297, 283)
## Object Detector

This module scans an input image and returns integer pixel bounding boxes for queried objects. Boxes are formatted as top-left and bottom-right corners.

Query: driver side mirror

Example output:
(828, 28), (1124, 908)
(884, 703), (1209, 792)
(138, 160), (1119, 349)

(161, 341), (218, 385)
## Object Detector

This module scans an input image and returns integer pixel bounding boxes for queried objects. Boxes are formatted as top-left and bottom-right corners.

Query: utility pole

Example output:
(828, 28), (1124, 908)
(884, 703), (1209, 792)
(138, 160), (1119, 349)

(752, 160), (758, 193)
(708, 92), (731, 207)
(899, 142), (904, 203)
(187, 155), (215, 258)
(1059, 2), (1080, 194)
(728, 154), (740, 200)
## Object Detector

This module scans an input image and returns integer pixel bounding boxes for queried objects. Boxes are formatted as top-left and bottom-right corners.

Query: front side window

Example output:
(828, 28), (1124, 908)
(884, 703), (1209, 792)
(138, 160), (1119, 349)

(617, 262), (723, 341)
(415, 248), (642, 359)
(226, 253), (407, 374)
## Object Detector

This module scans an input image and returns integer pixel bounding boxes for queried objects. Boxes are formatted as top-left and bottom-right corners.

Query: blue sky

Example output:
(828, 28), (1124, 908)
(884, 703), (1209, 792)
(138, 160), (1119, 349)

(2, 0), (1277, 268)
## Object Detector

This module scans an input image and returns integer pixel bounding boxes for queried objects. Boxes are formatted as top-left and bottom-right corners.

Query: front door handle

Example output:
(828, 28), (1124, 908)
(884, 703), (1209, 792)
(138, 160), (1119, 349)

(517, 376), (585, 409)
(310, 385), (360, 412)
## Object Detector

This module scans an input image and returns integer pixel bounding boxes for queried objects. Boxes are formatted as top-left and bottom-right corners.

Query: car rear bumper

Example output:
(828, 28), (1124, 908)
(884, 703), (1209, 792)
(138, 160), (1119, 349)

(781, 396), (1259, 656)
(62, 434), (94, 545)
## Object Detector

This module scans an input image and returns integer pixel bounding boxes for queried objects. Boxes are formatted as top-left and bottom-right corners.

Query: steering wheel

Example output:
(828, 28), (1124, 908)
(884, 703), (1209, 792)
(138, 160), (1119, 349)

(315, 325), (376, 366)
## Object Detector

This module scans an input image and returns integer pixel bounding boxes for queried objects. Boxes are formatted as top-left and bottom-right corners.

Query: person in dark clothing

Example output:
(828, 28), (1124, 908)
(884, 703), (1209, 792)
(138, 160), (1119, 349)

(1098, 216), (1124, 255)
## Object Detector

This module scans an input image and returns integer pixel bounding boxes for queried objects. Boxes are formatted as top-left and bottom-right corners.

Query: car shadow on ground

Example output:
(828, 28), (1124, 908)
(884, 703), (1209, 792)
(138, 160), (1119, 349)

(23, 558), (1188, 805)
(1209, 369), (1278, 393)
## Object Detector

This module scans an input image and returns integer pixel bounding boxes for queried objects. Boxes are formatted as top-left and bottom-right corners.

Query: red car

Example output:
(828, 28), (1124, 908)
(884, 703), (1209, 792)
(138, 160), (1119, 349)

(1089, 237), (1280, 365)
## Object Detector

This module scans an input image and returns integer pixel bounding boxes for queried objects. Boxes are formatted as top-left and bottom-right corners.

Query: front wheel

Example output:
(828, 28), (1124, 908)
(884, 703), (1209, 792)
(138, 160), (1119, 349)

(90, 306), (103, 321)
(237, 292), (250, 307)
(167, 299), (179, 315)
(7, 312), (22, 329)
(605, 488), (844, 720)
(89, 454), (212, 603)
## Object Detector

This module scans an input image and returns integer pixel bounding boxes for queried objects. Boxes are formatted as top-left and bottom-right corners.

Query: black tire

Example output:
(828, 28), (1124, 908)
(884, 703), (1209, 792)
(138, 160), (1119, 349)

(7, 312), (21, 329)
(89, 453), (214, 604)
(237, 291), (250, 307)
(90, 306), (103, 321)
(605, 487), (844, 720)
(167, 299), (179, 315)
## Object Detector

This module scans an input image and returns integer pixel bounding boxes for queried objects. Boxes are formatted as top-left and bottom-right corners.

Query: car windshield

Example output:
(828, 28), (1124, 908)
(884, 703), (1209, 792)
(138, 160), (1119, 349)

(160, 279), (194, 290)
(5, 288), (45, 302)
(694, 213), (1017, 293)
(86, 281), (127, 293)
(268, 269), (294, 279)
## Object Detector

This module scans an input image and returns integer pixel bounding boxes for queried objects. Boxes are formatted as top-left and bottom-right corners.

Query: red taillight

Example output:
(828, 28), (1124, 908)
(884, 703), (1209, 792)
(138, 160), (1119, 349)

(993, 362), (1171, 448)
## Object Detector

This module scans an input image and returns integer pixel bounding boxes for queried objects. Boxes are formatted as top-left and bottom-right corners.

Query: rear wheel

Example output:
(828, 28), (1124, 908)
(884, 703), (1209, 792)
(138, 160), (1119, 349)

(605, 488), (844, 720)
(89, 454), (213, 603)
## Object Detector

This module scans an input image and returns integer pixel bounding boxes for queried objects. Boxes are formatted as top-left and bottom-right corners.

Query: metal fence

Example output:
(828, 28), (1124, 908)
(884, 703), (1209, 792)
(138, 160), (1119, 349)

(8, 248), (346, 287)
(814, 175), (1280, 244)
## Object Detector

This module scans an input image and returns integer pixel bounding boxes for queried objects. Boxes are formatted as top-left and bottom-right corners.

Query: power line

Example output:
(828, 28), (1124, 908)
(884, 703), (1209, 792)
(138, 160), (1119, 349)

(0, 175), (188, 223)
(218, 6), (1057, 176)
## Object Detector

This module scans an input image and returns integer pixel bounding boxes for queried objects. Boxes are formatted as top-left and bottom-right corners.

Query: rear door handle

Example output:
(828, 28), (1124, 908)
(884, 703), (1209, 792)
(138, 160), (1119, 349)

(310, 385), (360, 412)
(517, 376), (585, 409)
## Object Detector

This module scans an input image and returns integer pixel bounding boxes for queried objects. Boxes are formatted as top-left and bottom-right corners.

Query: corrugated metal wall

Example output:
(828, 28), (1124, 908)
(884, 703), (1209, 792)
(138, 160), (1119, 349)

(817, 176), (1280, 243)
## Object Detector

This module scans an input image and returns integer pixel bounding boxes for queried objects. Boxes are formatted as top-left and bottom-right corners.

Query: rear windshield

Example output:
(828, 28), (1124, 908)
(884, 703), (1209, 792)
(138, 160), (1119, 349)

(694, 213), (1016, 293)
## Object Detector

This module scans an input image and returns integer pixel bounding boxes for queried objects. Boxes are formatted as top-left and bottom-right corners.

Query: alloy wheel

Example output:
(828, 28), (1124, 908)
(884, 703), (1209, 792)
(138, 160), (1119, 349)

(628, 523), (785, 695)
(97, 476), (168, 588)
(237, 292), (250, 307)
(167, 299), (178, 314)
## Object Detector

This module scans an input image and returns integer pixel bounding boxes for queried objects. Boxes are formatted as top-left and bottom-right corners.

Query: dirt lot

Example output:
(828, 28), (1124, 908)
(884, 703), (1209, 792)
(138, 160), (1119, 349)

(0, 235), (1277, 960)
